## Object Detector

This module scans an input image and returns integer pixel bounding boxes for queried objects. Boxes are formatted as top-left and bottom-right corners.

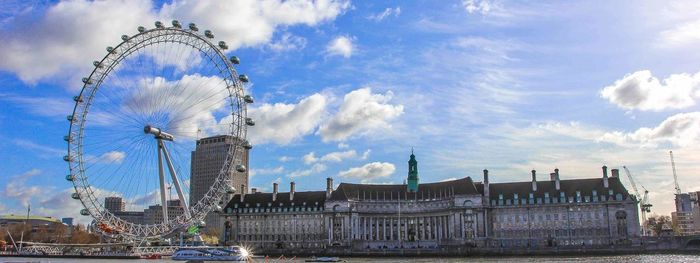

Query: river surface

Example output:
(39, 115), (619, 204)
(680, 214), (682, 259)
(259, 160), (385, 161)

(2, 254), (700, 263)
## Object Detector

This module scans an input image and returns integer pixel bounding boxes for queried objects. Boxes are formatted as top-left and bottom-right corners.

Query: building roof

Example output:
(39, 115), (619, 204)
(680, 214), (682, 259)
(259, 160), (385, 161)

(486, 176), (631, 200)
(329, 177), (480, 201)
(0, 214), (62, 224)
(224, 191), (326, 210)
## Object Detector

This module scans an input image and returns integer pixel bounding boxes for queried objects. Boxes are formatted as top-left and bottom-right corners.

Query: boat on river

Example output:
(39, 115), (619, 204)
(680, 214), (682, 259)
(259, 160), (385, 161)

(171, 246), (249, 261)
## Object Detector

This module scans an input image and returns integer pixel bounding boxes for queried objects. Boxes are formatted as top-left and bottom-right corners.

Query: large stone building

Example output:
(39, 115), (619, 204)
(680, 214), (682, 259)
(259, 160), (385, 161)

(220, 152), (641, 252)
(190, 135), (249, 235)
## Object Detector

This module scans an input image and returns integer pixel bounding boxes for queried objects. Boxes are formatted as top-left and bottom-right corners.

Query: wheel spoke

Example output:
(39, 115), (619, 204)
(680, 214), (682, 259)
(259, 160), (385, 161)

(66, 23), (248, 240)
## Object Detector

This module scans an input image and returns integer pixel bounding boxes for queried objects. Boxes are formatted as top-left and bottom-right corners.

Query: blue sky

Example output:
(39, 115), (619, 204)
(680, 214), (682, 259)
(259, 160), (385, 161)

(1, 0), (700, 223)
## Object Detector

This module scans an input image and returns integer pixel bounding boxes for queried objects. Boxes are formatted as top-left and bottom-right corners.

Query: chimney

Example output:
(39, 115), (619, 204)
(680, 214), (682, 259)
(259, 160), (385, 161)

(326, 177), (334, 199)
(290, 181), (296, 201)
(554, 168), (560, 191)
(531, 170), (537, 192)
(251, 188), (257, 194)
(272, 183), (278, 202)
(240, 184), (246, 201)
(611, 168), (619, 178)
(483, 169), (490, 200)
(602, 165), (609, 188)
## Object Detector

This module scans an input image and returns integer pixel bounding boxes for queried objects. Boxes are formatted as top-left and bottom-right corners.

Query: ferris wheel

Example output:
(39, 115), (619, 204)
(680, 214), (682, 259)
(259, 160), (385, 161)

(64, 20), (254, 240)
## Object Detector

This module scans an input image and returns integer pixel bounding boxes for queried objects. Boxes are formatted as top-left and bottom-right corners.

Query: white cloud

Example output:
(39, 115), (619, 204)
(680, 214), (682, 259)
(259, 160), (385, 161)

(337, 142), (349, 149)
(303, 152), (318, 164)
(2, 169), (42, 206)
(599, 112), (700, 148)
(279, 156), (293, 162)
(250, 166), (285, 177)
(267, 33), (307, 52)
(659, 19), (700, 47)
(0, 168), (122, 224)
(13, 139), (64, 159)
(161, 0), (349, 50)
(98, 151), (126, 164)
(0, 94), (74, 118)
(600, 70), (700, 111)
(320, 150), (357, 162)
(361, 149), (371, 160)
(288, 163), (327, 178)
(0, 0), (349, 84)
(367, 7), (401, 21)
(319, 88), (404, 142)
(338, 162), (396, 183)
(326, 36), (354, 58)
(462, 0), (493, 15)
(0, 0), (155, 84)
(248, 93), (327, 145)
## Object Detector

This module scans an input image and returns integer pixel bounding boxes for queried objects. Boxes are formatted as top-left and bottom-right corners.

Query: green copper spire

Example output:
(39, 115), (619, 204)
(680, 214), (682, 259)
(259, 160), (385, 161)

(407, 148), (418, 192)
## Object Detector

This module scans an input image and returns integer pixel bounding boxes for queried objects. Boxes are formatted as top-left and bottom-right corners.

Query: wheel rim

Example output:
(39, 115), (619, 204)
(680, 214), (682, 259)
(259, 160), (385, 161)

(66, 21), (248, 240)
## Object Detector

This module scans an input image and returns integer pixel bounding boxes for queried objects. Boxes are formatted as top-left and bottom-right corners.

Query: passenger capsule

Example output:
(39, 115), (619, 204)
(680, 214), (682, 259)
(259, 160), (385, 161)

(93, 61), (103, 68)
(71, 192), (80, 199)
(155, 21), (163, 28)
(229, 56), (240, 65)
(138, 26), (146, 33)
(63, 135), (71, 142)
(80, 209), (90, 216)
(218, 41), (228, 50)
(82, 77), (93, 84)
(63, 155), (71, 161)
(73, 95), (83, 102)
(238, 74), (249, 83)
(245, 117), (255, 126)
(188, 23), (198, 31)
(204, 30), (214, 38)
(67, 115), (74, 121)
(106, 46), (115, 54)
(65, 174), (74, 181)
(243, 140), (253, 150)
(121, 35), (129, 41)
(236, 164), (247, 173)
(172, 20), (181, 28)
(243, 95), (254, 104)
(225, 185), (236, 194)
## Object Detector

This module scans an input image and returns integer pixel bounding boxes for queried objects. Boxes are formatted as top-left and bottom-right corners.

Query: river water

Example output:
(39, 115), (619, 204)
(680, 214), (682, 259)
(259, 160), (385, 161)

(2, 254), (700, 263)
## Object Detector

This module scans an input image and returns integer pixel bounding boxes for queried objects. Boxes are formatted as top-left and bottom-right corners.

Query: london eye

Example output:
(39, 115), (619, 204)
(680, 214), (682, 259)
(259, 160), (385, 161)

(64, 20), (253, 241)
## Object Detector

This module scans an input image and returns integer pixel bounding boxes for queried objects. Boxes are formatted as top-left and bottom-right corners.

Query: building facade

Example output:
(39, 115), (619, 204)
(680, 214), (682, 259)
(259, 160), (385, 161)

(104, 197), (125, 213)
(221, 182), (327, 249)
(220, 153), (641, 252)
(672, 192), (698, 236)
(190, 135), (250, 235)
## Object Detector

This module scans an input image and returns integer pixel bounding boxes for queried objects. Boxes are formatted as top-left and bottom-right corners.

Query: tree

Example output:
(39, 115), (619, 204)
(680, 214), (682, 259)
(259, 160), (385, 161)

(645, 214), (672, 236)
(69, 224), (99, 244)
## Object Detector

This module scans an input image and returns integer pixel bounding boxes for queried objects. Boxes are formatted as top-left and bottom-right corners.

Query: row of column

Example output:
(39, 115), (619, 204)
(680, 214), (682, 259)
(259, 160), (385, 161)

(330, 214), (462, 241)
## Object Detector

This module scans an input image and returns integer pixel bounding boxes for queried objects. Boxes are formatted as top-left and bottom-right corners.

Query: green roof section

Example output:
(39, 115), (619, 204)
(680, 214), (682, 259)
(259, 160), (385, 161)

(0, 214), (62, 224)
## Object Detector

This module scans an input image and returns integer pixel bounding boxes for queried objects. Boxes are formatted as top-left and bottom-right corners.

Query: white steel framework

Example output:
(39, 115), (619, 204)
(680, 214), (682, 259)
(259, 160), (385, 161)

(65, 20), (253, 240)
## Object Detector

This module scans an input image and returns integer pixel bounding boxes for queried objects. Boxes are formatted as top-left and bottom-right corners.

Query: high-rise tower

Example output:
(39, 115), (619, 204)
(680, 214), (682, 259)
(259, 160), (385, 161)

(407, 149), (419, 192)
(190, 135), (249, 236)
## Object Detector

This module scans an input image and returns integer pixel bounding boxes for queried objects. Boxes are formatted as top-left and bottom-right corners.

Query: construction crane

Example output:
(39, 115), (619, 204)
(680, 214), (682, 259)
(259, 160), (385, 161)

(670, 151), (681, 195)
(622, 166), (652, 236)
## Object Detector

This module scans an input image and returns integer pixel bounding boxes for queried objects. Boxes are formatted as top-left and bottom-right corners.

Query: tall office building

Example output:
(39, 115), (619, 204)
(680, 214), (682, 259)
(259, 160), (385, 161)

(190, 135), (249, 235)
(104, 197), (125, 213)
